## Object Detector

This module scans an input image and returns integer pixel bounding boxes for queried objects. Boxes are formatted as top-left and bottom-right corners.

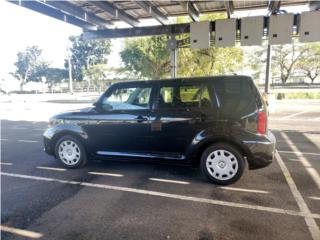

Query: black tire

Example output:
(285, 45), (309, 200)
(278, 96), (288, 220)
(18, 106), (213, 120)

(200, 143), (245, 185)
(54, 135), (87, 169)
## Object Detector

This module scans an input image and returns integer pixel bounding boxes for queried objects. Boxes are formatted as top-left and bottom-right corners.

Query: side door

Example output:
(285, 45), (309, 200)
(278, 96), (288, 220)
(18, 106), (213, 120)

(148, 82), (214, 160)
(87, 83), (154, 155)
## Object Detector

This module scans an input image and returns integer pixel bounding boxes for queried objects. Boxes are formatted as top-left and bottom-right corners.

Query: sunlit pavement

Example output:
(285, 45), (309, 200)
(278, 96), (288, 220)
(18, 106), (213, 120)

(1, 100), (320, 240)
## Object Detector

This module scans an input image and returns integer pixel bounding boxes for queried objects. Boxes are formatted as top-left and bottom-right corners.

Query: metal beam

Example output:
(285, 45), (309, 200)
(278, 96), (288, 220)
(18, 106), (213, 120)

(268, 0), (281, 14)
(136, 1), (168, 25)
(44, 1), (112, 28)
(8, 0), (96, 30)
(90, 1), (139, 27)
(309, 1), (320, 10)
(83, 22), (192, 40)
(180, 2), (199, 22)
(224, 1), (234, 19)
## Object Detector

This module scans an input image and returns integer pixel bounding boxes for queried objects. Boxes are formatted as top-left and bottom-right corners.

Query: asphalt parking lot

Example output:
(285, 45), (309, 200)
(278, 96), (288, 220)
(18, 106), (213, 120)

(1, 100), (320, 240)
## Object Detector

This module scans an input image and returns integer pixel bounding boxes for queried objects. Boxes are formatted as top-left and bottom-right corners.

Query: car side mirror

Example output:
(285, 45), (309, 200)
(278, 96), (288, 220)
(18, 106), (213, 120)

(93, 101), (103, 111)
(93, 101), (99, 107)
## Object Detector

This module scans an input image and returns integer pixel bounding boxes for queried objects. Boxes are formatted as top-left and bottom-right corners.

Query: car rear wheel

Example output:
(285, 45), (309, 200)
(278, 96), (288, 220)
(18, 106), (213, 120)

(201, 143), (245, 185)
(54, 135), (87, 168)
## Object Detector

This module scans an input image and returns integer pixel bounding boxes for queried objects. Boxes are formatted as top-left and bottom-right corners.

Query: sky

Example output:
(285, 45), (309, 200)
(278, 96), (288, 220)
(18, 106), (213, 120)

(0, 1), (123, 80)
(0, 0), (309, 81)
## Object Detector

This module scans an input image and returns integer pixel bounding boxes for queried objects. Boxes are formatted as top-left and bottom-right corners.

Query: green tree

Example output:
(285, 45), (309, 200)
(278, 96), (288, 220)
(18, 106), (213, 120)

(120, 13), (243, 79)
(34, 67), (68, 89)
(247, 45), (267, 83)
(120, 36), (170, 79)
(11, 46), (48, 91)
(67, 34), (112, 81)
(272, 44), (307, 84)
(177, 13), (243, 77)
(83, 64), (109, 88)
(178, 47), (243, 77)
(297, 43), (320, 84)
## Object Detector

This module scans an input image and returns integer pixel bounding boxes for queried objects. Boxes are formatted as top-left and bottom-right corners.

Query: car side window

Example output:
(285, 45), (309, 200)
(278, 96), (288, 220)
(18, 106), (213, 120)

(158, 84), (212, 109)
(102, 87), (152, 111)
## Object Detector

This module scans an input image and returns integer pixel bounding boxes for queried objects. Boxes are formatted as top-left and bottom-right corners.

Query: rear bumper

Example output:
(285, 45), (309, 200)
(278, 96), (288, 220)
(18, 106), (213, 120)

(242, 130), (276, 169)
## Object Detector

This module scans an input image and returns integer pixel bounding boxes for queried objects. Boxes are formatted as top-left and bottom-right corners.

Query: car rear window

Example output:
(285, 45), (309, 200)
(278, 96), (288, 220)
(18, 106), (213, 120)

(213, 77), (257, 116)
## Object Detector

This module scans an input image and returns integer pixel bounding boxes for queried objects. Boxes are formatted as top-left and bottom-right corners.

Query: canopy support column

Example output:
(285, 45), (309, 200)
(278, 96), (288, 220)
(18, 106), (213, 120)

(265, 44), (272, 94)
(170, 35), (177, 79)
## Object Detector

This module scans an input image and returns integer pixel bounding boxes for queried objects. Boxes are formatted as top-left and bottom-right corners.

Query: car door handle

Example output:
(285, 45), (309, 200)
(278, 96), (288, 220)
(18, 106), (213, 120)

(135, 115), (148, 123)
(195, 113), (208, 122)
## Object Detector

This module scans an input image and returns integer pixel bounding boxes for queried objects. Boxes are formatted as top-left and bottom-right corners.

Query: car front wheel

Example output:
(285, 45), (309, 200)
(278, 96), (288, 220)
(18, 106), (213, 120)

(54, 135), (87, 168)
(201, 143), (245, 185)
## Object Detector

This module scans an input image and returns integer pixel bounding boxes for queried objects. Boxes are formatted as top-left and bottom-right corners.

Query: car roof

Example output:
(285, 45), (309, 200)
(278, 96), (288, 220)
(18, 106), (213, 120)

(110, 75), (253, 87)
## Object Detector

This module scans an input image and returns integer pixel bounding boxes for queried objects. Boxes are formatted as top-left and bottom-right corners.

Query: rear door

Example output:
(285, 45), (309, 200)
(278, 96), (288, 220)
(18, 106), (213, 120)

(148, 81), (216, 160)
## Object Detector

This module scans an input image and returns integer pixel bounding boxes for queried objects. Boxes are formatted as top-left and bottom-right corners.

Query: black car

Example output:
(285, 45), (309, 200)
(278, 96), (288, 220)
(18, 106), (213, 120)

(43, 76), (276, 185)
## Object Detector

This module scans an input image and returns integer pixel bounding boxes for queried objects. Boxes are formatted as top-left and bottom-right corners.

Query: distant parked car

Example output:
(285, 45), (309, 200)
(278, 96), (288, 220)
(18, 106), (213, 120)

(43, 76), (276, 185)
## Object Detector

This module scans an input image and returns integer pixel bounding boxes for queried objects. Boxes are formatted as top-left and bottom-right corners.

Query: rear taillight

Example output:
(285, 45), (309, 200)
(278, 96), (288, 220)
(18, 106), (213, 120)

(257, 111), (267, 135)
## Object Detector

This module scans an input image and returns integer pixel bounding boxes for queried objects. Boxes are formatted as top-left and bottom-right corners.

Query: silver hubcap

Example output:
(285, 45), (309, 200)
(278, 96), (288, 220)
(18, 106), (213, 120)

(58, 140), (81, 166)
(206, 149), (239, 181)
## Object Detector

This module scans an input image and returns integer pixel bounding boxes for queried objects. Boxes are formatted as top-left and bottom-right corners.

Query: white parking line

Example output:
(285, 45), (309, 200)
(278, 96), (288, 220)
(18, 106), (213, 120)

(278, 150), (320, 156)
(0, 225), (42, 239)
(0, 162), (12, 165)
(280, 111), (310, 120)
(219, 187), (269, 194)
(17, 140), (38, 143)
(88, 171), (123, 177)
(149, 178), (190, 185)
(288, 158), (300, 162)
(0, 139), (8, 141)
(281, 133), (320, 190)
(309, 196), (320, 201)
(2, 171), (320, 220)
(36, 166), (66, 172)
(275, 151), (320, 240)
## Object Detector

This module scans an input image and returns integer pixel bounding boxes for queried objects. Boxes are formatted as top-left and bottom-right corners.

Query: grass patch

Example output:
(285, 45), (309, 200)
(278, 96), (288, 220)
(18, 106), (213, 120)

(276, 92), (320, 99)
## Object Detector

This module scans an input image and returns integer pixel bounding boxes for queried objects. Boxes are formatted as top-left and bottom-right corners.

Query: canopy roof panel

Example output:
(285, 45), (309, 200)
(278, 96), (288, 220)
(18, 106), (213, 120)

(10, 0), (309, 30)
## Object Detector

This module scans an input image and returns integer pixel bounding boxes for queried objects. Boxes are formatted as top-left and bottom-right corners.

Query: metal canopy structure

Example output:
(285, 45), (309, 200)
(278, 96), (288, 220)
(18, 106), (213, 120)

(9, 0), (318, 92)
(10, 1), (309, 34)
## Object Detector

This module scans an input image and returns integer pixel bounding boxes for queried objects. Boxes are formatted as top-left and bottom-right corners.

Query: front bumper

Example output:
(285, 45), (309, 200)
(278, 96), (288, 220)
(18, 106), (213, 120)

(43, 128), (55, 156)
(242, 130), (276, 169)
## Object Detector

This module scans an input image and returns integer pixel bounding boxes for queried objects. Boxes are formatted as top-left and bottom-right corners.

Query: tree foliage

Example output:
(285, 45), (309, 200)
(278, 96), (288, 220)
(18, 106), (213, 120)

(297, 43), (320, 83)
(248, 42), (320, 84)
(34, 67), (68, 88)
(177, 13), (243, 77)
(82, 64), (109, 88)
(11, 46), (48, 91)
(120, 36), (170, 79)
(67, 34), (112, 81)
(120, 13), (243, 79)
(271, 44), (307, 84)
(178, 47), (243, 77)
